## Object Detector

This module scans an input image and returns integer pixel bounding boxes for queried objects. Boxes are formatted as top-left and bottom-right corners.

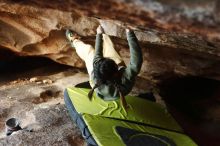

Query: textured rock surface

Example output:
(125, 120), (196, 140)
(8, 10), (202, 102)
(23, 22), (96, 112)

(0, 0), (220, 82)
(1, 0), (220, 146)
(0, 64), (88, 146)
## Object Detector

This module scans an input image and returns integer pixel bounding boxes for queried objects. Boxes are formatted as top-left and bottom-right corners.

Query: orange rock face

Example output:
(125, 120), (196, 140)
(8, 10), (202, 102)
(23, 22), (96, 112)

(0, 0), (220, 82)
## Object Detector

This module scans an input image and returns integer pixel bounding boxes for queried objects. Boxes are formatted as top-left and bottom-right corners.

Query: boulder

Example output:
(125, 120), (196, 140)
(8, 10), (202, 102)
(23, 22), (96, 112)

(0, 0), (220, 82)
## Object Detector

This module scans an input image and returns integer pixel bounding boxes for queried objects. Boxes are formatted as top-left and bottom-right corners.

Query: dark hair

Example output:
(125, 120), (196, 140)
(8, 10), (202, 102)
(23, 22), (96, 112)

(88, 58), (118, 99)
(88, 58), (128, 110)
(94, 58), (118, 84)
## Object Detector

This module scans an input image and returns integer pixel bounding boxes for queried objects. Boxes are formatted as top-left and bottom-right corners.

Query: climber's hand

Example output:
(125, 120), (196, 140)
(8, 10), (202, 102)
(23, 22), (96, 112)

(97, 25), (104, 34)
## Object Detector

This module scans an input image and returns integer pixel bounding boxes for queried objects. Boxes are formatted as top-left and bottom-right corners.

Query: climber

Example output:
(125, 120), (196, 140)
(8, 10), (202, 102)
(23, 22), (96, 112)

(65, 25), (143, 108)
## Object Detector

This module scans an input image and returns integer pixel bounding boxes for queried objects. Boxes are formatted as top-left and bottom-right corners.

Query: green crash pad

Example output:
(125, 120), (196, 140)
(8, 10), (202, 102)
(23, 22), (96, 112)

(67, 87), (182, 132)
(66, 87), (197, 146)
(83, 114), (197, 146)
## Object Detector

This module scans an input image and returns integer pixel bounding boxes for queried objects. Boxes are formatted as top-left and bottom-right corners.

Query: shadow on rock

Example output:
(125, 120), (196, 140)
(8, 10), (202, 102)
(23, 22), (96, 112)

(159, 76), (220, 146)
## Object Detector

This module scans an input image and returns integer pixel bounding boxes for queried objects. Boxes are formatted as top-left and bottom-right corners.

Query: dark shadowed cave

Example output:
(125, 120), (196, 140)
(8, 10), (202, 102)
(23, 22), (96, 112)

(0, 49), (72, 84)
(159, 76), (220, 146)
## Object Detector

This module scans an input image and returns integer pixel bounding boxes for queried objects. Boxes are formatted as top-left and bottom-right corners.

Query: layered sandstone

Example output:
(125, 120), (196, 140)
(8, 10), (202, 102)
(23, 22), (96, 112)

(0, 0), (220, 82)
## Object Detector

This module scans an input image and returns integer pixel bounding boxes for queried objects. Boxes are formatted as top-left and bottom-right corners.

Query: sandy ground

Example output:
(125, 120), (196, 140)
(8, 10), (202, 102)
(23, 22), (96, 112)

(0, 66), (89, 146)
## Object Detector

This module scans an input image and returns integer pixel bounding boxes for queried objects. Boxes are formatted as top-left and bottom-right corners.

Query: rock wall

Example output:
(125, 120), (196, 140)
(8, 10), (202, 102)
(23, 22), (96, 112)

(0, 0), (220, 82)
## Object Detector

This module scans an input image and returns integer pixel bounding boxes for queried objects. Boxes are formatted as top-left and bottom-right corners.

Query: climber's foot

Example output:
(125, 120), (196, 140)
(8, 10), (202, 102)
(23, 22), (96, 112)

(65, 29), (80, 43)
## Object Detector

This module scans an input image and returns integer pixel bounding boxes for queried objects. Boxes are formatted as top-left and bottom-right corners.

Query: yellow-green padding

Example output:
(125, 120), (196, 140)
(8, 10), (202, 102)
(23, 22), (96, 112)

(67, 87), (182, 132)
(82, 114), (197, 146)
